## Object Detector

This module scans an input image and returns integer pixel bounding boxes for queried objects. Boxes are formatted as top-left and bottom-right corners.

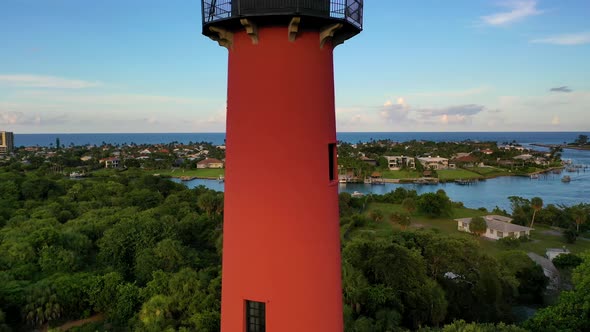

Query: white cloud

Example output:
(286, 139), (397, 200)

(334, 89), (590, 132)
(0, 111), (32, 125)
(531, 32), (590, 45)
(494, 91), (590, 130)
(14, 91), (206, 106)
(408, 87), (489, 98)
(481, 0), (543, 26)
(0, 110), (67, 126)
(417, 104), (486, 118)
(414, 104), (487, 127)
(380, 98), (411, 123)
(195, 106), (227, 128)
(0, 91), (223, 133)
(0, 74), (101, 89)
(145, 116), (159, 125)
(336, 98), (488, 131)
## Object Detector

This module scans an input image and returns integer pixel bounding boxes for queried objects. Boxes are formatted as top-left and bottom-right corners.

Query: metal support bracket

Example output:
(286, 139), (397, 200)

(240, 19), (259, 44)
(288, 17), (301, 42)
(208, 26), (234, 50)
(319, 23), (344, 48)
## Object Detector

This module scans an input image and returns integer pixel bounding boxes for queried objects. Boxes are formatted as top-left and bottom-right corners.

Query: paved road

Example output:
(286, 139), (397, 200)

(527, 252), (560, 290)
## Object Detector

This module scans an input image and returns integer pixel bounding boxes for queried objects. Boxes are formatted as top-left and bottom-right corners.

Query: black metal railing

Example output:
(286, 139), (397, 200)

(202, 0), (363, 29)
(203, 0), (233, 23)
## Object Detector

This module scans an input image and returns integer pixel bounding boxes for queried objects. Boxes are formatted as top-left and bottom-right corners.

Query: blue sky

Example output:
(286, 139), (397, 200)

(1, 0), (589, 133)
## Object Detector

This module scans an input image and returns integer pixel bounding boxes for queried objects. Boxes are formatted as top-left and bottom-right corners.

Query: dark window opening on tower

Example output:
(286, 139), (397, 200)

(329, 143), (336, 181)
(246, 300), (266, 332)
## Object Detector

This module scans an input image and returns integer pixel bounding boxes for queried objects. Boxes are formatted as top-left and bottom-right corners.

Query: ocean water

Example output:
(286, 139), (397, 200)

(14, 131), (590, 147)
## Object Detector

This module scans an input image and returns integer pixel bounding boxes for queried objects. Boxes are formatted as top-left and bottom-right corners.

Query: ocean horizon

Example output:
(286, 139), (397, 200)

(13, 131), (590, 147)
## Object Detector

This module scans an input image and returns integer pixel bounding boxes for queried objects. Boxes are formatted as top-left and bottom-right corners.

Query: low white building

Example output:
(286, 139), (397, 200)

(456, 215), (533, 240)
(500, 145), (526, 151)
(385, 155), (415, 170)
(546, 248), (570, 261)
(418, 156), (449, 170)
(514, 154), (534, 161)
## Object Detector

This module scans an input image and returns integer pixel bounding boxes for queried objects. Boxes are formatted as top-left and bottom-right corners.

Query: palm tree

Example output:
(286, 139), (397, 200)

(571, 206), (588, 233)
(530, 197), (543, 228)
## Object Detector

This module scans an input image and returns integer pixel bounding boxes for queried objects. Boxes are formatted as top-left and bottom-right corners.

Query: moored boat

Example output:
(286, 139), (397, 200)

(351, 191), (365, 198)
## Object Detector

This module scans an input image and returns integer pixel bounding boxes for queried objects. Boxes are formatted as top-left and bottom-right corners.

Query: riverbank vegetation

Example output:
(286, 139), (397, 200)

(568, 134), (590, 150)
(0, 166), (589, 331)
(147, 168), (224, 178)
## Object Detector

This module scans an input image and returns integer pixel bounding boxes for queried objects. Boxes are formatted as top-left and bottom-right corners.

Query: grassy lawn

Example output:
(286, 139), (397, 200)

(369, 202), (485, 234)
(437, 169), (483, 181)
(381, 170), (422, 179)
(148, 168), (225, 178)
(513, 166), (544, 175)
(520, 224), (590, 256)
(92, 168), (126, 177)
(366, 202), (590, 258)
(467, 167), (511, 177)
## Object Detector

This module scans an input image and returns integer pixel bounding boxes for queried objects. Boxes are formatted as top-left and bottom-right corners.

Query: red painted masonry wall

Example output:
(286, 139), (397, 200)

(221, 26), (343, 331)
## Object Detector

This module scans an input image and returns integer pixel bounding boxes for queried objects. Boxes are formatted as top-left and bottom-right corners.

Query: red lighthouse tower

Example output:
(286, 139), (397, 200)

(201, 1), (363, 331)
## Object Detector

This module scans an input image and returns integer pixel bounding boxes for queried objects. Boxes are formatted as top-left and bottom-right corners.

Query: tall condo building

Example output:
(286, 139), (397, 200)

(0, 131), (14, 155)
(200, 1), (363, 331)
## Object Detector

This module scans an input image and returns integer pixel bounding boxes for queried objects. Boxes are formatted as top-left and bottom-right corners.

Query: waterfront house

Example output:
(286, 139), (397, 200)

(452, 155), (479, 168)
(360, 155), (377, 166)
(385, 155), (416, 170)
(456, 215), (533, 240)
(500, 145), (526, 151)
(418, 156), (449, 170)
(534, 157), (550, 166)
(338, 170), (357, 183)
(481, 149), (494, 155)
(99, 157), (120, 169)
(197, 158), (224, 169)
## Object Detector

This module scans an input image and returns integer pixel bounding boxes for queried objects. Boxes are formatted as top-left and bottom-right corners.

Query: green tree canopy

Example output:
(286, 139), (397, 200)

(417, 191), (452, 218)
(469, 216), (487, 236)
(525, 252), (590, 331)
(389, 212), (411, 230)
(402, 197), (417, 214)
